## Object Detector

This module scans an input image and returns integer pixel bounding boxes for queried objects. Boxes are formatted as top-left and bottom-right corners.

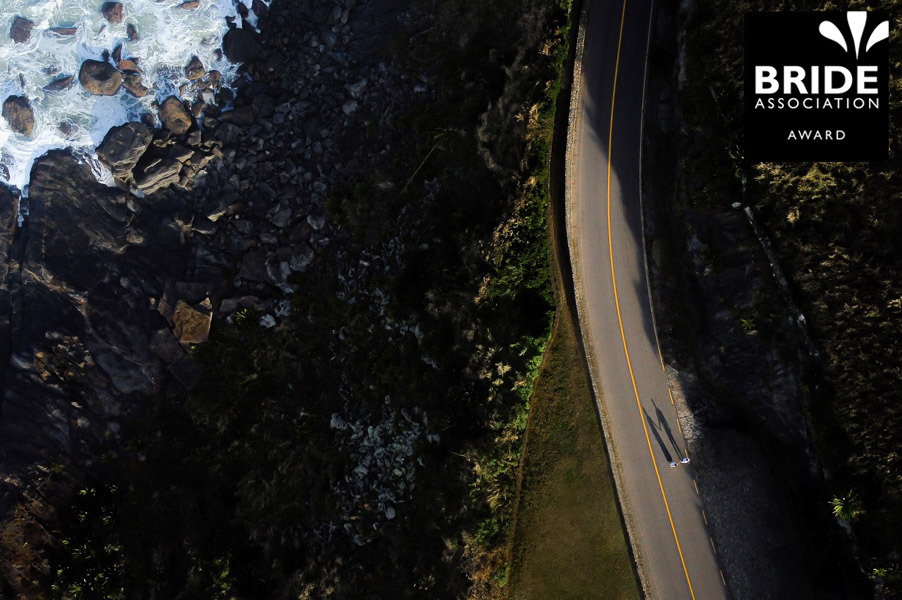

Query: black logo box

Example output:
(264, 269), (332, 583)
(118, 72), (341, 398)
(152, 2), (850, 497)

(744, 12), (888, 162)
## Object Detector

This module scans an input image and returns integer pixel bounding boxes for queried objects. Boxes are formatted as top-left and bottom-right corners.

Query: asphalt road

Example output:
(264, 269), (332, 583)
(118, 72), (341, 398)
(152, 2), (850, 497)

(565, 1), (730, 598)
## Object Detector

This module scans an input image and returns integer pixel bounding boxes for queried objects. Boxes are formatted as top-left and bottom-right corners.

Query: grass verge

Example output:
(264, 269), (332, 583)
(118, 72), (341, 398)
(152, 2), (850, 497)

(506, 285), (639, 600)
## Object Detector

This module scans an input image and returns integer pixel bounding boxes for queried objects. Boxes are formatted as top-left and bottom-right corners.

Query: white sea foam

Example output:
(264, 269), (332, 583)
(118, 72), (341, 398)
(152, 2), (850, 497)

(0, 0), (258, 196)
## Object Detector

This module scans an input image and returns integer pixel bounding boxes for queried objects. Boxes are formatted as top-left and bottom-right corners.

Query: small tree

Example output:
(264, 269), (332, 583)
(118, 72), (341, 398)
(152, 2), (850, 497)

(830, 490), (865, 523)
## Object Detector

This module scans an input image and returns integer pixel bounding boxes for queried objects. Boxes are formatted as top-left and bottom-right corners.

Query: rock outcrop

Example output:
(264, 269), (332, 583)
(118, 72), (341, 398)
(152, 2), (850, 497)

(0, 0), (433, 593)
(172, 299), (212, 345)
(9, 17), (33, 44)
(0, 149), (229, 503)
(49, 26), (78, 36)
(101, 2), (124, 24)
(185, 56), (205, 80)
(158, 96), (193, 134)
(222, 27), (262, 63)
(97, 122), (154, 184)
(43, 75), (74, 93)
(2, 96), (35, 136)
(135, 158), (183, 194)
(121, 71), (149, 97)
(78, 60), (123, 96)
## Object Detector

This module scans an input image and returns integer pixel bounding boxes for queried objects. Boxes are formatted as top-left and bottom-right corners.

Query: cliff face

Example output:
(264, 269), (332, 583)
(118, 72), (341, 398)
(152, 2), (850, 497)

(0, 150), (209, 500)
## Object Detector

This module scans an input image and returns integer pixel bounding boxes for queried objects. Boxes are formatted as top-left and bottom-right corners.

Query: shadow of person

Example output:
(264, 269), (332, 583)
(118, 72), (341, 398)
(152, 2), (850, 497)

(643, 406), (672, 463)
(652, 397), (684, 459)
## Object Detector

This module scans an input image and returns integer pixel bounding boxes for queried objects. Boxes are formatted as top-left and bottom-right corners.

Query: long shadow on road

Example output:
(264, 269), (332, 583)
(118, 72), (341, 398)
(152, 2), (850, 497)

(643, 405), (673, 464)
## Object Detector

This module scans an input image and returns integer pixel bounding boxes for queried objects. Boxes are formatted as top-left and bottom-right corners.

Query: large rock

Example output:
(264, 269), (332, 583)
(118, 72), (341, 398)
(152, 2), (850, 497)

(9, 17), (33, 44)
(222, 27), (262, 63)
(220, 105), (255, 126)
(158, 96), (192, 134)
(78, 60), (122, 95)
(185, 56), (205, 80)
(96, 122), (153, 181)
(121, 71), (149, 97)
(43, 75), (74, 93)
(150, 328), (185, 363)
(172, 299), (212, 346)
(289, 245), (315, 271)
(135, 158), (182, 194)
(239, 251), (268, 282)
(0, 149), (177, 492)
(2, 96), (34, 136)
(100, 2), (123, 24)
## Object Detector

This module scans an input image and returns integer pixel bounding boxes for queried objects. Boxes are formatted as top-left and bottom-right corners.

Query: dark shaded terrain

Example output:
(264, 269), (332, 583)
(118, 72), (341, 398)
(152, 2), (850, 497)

(0, 0), (572, 598)
(643, 0), (901, 598)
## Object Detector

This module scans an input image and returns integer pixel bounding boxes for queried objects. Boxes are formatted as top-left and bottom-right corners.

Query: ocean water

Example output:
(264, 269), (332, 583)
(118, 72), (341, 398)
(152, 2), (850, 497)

(0, 0), (258, 195)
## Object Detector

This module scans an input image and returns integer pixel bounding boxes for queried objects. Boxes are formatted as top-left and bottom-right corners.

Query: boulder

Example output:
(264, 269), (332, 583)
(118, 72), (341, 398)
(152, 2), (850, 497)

(307, 213), (327, 230)
(100, 2), (123, 24)
(222, 27), (262, 63)
(185, 56), (205, 80)
(135, 158), (182, 194)
(213, 122), (241, 145)
(117, 59), (141, 73)
(126, 23), (138, 41)
(150, 328), (185, 363)
(168, 144), (194, 163)
(121, 71), (148, 97)
(172, 299), (212, 345)
(220, 105), (255, 126)
(9, 16), (33, 44)
(191, 98), (206, 117)
(158, 96), (192, 134)
(2, 96), (34, 136)
(49, 26), (77, 36)
(268, 207), (292, 228)
(239, 251), (268, 282)
(251, 0), (268, 19)
(289, 245), (314, 271)
(177, 0), (200, 8)
(251, 93), (275, 118)
(97, 122), (153, 180)
(95, 352), (157, 395)
(78, 60), (122, 95)
(43, 75), (74, 93)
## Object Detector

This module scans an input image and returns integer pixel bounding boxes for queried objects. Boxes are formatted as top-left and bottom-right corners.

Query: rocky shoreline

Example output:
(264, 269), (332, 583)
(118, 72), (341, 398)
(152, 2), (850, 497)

(0, 0), (427, 536)
(0, 0), (577, 594)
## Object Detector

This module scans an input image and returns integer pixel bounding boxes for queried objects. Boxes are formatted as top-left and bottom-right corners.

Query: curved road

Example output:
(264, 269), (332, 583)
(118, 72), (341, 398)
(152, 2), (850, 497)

(565, 0), (730, 599)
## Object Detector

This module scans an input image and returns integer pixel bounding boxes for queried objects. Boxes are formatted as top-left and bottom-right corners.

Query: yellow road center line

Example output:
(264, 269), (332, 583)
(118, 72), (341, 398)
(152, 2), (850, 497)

(605, 1), (696, 598)
(710, 537), (717, 554)
(721, 570), (727, 586)
(702, 511), (708, 525)
(668, 389), (675, 404)
(693, 480), (699, 495)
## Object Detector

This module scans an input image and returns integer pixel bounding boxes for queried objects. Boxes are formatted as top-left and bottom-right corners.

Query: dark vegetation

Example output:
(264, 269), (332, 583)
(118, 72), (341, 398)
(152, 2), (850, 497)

(2, 1), (576, 598)
(678, 0), (902, 595)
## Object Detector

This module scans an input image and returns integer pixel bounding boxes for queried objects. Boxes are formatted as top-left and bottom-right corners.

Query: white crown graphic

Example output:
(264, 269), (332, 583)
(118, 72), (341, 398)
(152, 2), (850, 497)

(819, 11), (889, 60)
